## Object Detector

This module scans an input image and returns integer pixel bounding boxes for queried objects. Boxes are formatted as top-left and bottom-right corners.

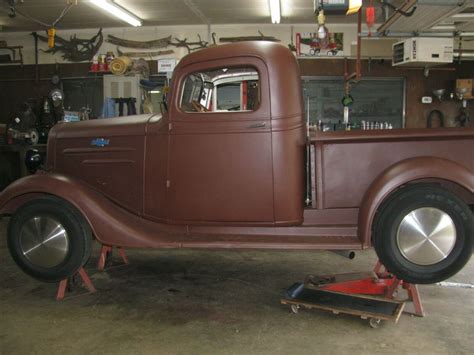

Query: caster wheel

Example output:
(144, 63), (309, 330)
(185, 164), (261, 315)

(290, 304), (300, 314)
(369, 318), (383, 328)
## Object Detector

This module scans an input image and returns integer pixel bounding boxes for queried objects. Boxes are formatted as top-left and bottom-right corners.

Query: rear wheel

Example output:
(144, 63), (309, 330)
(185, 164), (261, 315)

(373, 184), (473, 284)
(7, 197), (92, 282)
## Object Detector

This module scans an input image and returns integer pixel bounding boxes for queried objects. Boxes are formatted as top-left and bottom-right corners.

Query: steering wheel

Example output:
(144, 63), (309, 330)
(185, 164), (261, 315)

(191, 100), (208, 113)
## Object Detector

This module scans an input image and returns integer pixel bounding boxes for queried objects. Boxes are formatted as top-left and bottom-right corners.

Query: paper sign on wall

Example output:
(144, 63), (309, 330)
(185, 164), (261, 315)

(158, 58), (177, 73)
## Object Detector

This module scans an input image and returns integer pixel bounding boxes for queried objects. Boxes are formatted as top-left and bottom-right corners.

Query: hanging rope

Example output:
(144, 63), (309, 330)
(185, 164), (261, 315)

(6, 1), (76, 28)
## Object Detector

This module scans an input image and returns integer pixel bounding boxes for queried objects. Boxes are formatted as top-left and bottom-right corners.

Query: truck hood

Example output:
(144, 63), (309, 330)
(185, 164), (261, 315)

(50, 113), (160, 139)
(46, 114), (162, 213)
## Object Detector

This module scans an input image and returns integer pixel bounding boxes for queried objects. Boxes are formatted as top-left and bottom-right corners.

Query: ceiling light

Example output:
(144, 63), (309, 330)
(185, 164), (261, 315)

(90, 0), (142, 27)
(452, 13), (474, 19)
(269, 0), (281, 24)
(317, 24), (328, 39)
(317, 9), (328, 39)
(431, 25), (456, 31)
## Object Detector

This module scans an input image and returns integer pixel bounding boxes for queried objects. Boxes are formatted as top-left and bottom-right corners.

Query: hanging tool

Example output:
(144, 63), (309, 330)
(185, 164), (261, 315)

(47, 28), (56, 48)
(31, 29), (103, 62)
(366, 0), (375, 37)
(427, 109), (445, 128)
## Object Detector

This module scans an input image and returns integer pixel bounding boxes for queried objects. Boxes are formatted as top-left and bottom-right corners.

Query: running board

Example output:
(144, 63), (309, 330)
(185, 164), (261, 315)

(163, 234), (362, 250)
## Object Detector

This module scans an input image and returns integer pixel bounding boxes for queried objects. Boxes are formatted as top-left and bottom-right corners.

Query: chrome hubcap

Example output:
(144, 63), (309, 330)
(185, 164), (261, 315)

(19, 216), (69, 268)
(397, 207), (456, 265)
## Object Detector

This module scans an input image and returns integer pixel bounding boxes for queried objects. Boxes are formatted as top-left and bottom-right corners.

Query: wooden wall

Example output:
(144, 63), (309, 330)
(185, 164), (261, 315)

(298, 59), (473, 128)
(0, 63), (90, 124)
(0, 59), (472, 127)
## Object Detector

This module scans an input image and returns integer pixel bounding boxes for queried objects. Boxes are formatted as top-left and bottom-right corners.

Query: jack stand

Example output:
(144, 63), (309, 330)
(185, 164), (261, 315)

(98, 245), (129, 271)
(56, 267), (96, 301)
(373, 261), (424, 317)
(304, 261), (425, 317)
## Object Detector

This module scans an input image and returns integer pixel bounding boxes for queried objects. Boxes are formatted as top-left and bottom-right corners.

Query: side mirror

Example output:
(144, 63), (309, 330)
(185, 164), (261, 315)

(25, 149), (43, 174)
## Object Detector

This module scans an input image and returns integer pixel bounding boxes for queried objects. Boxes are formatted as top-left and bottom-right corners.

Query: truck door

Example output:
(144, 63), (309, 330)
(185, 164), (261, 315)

(168, 58), (274, 224)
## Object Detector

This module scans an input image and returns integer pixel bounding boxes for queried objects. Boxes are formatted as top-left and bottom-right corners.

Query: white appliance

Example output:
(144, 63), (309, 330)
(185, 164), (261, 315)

(392, 37), (454, 67)
(103, 74), (143, 115)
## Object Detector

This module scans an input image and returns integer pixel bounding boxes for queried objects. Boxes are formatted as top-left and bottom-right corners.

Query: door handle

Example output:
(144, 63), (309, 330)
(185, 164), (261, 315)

(247, 122), (266, 129)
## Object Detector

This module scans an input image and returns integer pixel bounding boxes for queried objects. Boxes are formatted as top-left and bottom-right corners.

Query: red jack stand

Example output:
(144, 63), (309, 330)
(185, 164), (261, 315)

(97, 245), (129, 271)
(56, 267), (96, 301)
(305, 261), (425, 317)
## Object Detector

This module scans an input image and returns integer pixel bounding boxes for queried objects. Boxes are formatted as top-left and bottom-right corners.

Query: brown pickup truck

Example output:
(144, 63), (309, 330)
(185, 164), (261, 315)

(0, 42), (473, 285)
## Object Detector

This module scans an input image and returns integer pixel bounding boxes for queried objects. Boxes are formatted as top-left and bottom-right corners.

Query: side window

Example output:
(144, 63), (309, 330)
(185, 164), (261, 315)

(180, 67), (259, 113)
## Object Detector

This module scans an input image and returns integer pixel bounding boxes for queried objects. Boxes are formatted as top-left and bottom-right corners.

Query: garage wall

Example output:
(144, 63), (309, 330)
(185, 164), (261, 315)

(0, 23), (471, 128)
(0, 23), (359, 65)
(298, 59), (473, 128)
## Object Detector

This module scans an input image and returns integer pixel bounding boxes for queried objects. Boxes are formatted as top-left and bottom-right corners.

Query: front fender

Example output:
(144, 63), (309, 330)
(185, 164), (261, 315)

(358, 157), (474, 247)
(0, 172), (183, 247)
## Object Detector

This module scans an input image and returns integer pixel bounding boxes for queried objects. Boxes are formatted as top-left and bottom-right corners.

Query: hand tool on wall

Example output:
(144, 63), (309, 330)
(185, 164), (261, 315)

(31, 29), (103, 62)
(427, 109), (445, 128)
(219, 31), (281, 43)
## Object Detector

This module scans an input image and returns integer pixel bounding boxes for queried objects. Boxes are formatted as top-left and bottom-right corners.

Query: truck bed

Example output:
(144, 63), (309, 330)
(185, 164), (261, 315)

(309, 127), (473, 211)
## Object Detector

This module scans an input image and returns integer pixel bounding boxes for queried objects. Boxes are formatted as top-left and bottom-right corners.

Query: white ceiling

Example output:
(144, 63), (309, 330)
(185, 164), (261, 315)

(379, 0), (474, 34)
(1, 0), (473, 36)
(0, 0), (384, 32)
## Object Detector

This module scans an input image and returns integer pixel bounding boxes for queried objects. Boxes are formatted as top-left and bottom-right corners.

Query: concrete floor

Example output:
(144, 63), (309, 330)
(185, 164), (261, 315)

(1, 217), (473, 354)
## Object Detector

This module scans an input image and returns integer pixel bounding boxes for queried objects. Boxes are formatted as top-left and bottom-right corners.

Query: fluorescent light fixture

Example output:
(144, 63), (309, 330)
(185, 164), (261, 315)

(431, 25), (456, 30)
(269, 0), (280, 24)
(150, 90), (161, 94)
(90, 0), (142, 27)
(452, 13), (474, 19)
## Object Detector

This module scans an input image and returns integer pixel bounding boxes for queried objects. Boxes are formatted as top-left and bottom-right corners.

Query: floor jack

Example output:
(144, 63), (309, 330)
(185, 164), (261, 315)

(55, 244), (128, 301)
(281, 261), (424, 328)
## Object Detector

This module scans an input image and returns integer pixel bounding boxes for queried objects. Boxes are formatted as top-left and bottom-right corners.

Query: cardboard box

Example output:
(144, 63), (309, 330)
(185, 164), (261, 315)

(456, 79), (473, 99)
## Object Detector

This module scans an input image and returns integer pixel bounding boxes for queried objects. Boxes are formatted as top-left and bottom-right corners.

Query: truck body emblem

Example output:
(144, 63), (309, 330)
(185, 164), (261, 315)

(91, 138), (110, 147)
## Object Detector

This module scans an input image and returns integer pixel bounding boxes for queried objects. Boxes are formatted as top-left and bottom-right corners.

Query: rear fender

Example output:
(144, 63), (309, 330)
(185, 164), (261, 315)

(359, 157), (474, 247)
(0, 173), (182, 247)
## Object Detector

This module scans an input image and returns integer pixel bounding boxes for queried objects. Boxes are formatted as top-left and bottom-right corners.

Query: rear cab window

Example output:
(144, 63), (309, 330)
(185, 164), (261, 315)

(180, 67), (260, 113)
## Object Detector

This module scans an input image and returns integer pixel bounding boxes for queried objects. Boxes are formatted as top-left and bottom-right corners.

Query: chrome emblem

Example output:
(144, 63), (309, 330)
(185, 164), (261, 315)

(91, 138), (110, 147)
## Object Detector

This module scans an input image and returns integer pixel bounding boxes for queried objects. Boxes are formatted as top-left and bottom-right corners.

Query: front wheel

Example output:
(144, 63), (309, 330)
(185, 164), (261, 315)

(7, 197), (92, 282)
(373, 184), (473, 284)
